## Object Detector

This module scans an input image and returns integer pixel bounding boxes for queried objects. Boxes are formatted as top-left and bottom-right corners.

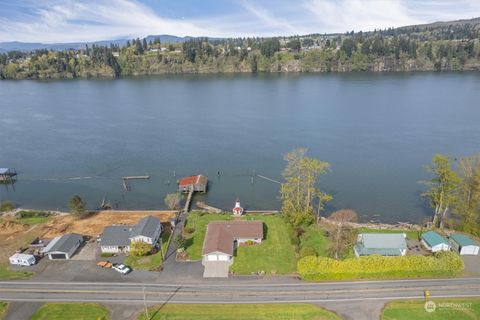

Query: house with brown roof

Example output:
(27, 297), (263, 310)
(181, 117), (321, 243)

(202, 220), (263, 264)
(178, 175), (208, 193)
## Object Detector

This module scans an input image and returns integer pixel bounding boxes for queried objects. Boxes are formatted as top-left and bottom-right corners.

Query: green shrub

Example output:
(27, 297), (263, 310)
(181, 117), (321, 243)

(100, 253), (115, 258)
(0, 201), (15, 212)
(299, 247), (317, 258)
(16, 211), (51, 218)
(298, 251), (464, 281)
(130, 241), (151, 257)
(184, 226), (195, 234)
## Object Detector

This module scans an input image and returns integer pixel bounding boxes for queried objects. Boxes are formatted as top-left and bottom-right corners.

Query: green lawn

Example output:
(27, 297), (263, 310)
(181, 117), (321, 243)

(0, 301), (8, 320)
(138, 303), (341, 320)
(300, 224), (331, 257)
(31, 303), (109, 320)
(382, 298), (480, 320)
(230, 215), (297, 275)
(184, 212), (232, 260)
(15, 210), (51, 225)
(0, 264), (33, 280)
(125, 228), (172, 271)
(357, 227), (420, 240)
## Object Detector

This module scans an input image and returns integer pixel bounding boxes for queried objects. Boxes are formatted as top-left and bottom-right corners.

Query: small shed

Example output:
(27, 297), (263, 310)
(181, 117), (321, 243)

(449, 234), (479, 255)
(421, 231), (451, 252)
(178, 175), (208, 193)
(43, 233), (84, 260)
(9, 253), (36, 266)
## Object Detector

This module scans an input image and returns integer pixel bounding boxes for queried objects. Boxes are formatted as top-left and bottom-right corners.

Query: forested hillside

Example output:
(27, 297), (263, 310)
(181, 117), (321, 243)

(1, 18), (479, 79)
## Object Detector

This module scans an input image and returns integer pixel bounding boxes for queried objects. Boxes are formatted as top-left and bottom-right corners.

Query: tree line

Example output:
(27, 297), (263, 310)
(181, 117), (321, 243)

(1, 20), (480, 79)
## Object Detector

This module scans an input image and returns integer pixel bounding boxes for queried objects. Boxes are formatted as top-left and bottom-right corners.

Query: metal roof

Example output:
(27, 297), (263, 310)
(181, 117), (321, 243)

(422, 231), (449, 247)
(48, 233), (83, 253)
(130, 216), (161, 239)
(359, 233), (407, 250)
(0, 168), (10, 174)
(450, 234), (478, 247)
(354, 244), (404, 256)
(99, 226), (133, 247)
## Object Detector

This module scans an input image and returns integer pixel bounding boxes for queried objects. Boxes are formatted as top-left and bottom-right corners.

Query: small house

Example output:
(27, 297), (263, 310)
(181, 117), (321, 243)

(99, 216), (162, 253)
(449, 234), (480, 255)
(42, 233), (83, 260)
(202, 220), (263, 262)
(178, 175), (208, 193)
(9, 253), (36, 266)
(421, 231), (451, 252)
(354, 233), (407, 257)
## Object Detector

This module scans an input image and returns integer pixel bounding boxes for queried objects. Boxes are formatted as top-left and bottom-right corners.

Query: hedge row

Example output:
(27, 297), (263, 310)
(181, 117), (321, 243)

(297, 251), (464, 281)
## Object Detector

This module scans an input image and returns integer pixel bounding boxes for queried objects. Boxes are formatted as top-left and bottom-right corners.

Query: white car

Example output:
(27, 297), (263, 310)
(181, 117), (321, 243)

(112, 264), (131, 275)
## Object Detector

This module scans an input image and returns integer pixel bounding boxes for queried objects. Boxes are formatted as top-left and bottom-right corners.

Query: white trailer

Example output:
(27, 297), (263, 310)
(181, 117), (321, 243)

(9, 253), (36, 266)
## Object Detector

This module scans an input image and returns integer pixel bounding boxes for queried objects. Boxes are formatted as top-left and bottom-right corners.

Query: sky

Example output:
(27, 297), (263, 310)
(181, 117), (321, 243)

(0, 0), (479, 43)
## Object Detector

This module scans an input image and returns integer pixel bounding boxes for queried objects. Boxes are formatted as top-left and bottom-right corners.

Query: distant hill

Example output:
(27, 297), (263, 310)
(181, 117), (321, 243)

(0, 35), (193, 52)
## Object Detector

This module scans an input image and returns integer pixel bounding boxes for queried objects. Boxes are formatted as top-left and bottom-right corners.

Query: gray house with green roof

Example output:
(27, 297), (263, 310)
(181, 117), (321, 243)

(421, 231), (451, 252)
(449, 234), (479, 255)
(354, 233), (407, 257)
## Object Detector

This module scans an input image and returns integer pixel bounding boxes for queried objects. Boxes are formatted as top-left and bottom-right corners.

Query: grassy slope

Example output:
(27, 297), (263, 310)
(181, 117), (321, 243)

(0, 301), (8, 320)
(0, 264), (32, 280)
(382, 298), (480, 320)
(31, 303), (109, 320)
(184, 212), (232, 260)
(301, 224), (331, 256)
(230, 215), (297, 275)
(125, 228), (172, 270)
(138, 304), (341, 320)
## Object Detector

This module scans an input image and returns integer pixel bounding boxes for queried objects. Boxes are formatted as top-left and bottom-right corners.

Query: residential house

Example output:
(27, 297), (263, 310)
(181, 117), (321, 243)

(449, 234), (479, 255)
(354, 233), (407, 257)
(99, 216), (162, 253)
(421, 231), (451, 252)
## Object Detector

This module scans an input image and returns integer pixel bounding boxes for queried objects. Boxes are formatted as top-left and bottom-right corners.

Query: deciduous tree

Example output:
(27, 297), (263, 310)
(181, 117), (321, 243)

(328, 209), (358, 259)
(68, 195), (87, 218)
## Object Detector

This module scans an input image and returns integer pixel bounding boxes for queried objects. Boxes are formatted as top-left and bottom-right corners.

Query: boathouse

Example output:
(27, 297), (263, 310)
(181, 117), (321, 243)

(0, 168), (17, 182)
(178, 175), (208, 193)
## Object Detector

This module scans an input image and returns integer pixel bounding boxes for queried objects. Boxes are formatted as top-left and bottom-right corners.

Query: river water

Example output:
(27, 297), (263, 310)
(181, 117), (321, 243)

(1, 73), (479, 223)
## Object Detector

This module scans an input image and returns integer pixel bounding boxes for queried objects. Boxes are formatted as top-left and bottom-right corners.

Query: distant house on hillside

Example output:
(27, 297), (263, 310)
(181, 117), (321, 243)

(178, 175), (208, 193)
(449, 234), (479, 255)
(354, 233), (407, 257)
(421, 231), (451, 252)
(99, 216), (162, 253)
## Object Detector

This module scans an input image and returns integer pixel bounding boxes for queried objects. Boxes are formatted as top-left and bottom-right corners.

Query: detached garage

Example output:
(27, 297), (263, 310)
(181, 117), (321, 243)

(43, 233), (84, 260)
(449, 234), (480, 255)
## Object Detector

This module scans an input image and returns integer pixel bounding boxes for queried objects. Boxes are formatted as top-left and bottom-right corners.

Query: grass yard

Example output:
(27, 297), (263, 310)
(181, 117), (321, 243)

(382, 298), (480, 320)
(138, 303), (341, 320)
(184, 212), (232, 260)
(0, 264), (32, 280)
(357, 227), (419, 240)
(31, 303), (109, 320)
(125, 227), (172, 270)
(300, 224), (331, 257)
(230, 215), (297, 275)
(0, 301), (8, 320)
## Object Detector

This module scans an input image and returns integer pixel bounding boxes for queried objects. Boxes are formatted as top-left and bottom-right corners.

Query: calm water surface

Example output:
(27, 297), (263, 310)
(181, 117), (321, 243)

(1, 73), (479, 223)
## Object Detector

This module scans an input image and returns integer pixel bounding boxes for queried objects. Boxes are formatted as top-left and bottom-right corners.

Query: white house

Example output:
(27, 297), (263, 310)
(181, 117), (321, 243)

(99, 216), (162, 253)
(202, 221), (263, 262)
(9, 253), (36, 266)
(421, 231), (451, 252)
(449, 234), (480, 255)
(42, 233), (84, 260)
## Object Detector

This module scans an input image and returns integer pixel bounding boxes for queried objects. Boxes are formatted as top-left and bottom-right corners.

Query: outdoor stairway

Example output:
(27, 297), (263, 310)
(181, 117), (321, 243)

(183, 189), (194, 212)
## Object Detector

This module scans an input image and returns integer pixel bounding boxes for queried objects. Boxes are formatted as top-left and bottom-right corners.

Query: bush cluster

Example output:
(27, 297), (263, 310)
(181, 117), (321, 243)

(297, 251), (464, 281)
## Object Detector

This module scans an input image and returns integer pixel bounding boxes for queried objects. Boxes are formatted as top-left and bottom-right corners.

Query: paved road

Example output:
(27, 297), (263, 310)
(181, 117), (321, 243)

(1, 277), (479, 304)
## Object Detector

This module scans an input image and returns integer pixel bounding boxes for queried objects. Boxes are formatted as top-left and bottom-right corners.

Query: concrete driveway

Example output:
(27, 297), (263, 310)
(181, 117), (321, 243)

(202, 259), (231, 278)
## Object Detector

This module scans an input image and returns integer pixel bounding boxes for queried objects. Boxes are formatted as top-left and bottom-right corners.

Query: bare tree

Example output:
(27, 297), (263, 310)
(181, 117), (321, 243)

(164, 193), (181, 210)
(328, 209), (358, 259)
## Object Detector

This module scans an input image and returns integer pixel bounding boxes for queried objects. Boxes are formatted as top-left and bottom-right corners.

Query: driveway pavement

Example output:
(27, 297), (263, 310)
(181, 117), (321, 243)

(462, 254), (480, 276)
(202, 259), (231, 278)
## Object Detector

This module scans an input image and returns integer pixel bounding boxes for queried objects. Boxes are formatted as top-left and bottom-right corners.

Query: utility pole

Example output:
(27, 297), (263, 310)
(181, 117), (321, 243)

(143, 286), (149, 320)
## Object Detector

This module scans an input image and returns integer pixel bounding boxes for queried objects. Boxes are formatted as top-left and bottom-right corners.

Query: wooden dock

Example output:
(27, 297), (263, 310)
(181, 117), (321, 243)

(0, 168), (17, 183)
(183, 189), (194, 212)
(196, 202), (222, 213)
(122, 175), (150, 191)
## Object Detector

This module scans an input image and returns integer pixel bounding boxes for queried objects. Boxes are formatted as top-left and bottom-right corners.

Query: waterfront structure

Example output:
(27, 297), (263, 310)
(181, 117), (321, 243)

(449, 234), (480, 255)
(421, 231), (451, 252)
(0, 168), (17, 183)
(232, 199), (244, 216)
(354, 233), (407, 257)
(99, 216), (162, 253)
(178, 175), (208, 193)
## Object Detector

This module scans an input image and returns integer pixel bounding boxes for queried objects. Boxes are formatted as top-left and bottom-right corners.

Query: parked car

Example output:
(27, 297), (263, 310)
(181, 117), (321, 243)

(97, 260), (113, 268)
(112, 263), (131, 274)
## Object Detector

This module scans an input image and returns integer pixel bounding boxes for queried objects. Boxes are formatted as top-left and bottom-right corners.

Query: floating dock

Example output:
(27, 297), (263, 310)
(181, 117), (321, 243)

(196, 201), (222, 213)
